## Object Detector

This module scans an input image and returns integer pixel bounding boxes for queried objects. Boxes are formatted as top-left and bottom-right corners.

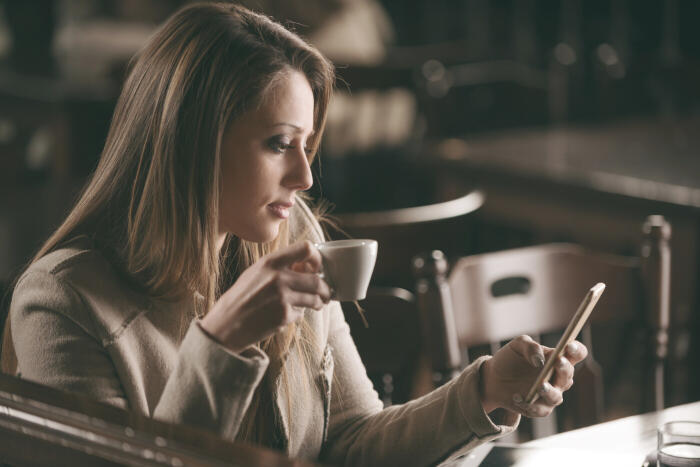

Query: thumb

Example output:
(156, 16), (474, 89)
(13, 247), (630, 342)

(509, 335), (546, 368)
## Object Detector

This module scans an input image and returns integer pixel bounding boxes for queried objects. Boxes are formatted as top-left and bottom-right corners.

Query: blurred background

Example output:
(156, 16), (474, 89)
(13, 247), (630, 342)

(0, 0), (698, 434)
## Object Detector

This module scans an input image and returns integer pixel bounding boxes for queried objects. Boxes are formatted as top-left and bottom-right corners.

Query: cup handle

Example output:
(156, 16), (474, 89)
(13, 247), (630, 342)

(317, 270), (336, 300)
(314, 243), (337, 300)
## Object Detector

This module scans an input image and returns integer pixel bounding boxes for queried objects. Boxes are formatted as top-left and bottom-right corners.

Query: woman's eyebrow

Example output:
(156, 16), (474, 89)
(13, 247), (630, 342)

(269, 123), (314, 136)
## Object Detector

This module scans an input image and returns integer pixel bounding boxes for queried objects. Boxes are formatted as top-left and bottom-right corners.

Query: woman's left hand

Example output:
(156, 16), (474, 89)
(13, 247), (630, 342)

(479, 335), (588, 417)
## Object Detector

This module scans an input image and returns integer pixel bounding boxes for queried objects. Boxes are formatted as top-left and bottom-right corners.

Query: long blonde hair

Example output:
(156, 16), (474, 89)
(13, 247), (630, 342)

(2, 3), (334, 448)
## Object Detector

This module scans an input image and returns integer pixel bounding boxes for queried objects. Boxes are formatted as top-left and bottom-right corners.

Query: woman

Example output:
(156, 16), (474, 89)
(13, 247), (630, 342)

(2, 3), (586, 465)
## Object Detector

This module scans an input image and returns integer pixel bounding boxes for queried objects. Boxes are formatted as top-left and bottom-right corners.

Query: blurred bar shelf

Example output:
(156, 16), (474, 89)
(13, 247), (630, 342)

(427, 115), (700, 210)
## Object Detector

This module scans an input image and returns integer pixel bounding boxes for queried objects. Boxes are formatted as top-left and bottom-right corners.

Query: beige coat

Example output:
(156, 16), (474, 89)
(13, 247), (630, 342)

(9, 201), (517, 466)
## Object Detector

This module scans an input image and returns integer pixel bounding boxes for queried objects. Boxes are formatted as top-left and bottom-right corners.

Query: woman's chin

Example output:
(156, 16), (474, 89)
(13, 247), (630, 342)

(246, 225), (281, 244)
(222, 219), (282, 244)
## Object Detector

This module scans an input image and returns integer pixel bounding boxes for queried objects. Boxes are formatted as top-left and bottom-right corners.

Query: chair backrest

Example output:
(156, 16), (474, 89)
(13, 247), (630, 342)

(448, 244), (641, 346)
(344, 286), (430, 406)
(413, 215), (671, 435)
(330, 188), (484, 291)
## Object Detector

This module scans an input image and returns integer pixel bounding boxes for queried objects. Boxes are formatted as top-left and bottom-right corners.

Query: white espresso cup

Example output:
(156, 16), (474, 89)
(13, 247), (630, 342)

(315, 239), (378, 301)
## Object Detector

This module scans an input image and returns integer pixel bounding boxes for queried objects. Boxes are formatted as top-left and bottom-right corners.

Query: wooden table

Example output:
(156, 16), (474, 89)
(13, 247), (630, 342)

(450, 401), (700, 466)
(525, 400), (700, 457)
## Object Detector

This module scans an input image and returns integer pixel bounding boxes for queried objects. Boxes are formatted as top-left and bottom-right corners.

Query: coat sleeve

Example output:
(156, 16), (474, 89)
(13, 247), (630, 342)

(10, 269), (268, 440)
(319, 301), (519, 466)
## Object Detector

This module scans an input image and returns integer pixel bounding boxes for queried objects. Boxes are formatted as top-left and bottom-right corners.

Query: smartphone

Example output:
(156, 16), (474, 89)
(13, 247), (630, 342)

(524, 282), (606, 404)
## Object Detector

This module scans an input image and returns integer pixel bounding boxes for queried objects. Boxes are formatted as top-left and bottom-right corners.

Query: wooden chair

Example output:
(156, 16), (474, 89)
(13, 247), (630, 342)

(315, 148), (484, 292)
(412, 215), (671, 437)
(344, 286), (431, 406)
(330, 188), (484, 291)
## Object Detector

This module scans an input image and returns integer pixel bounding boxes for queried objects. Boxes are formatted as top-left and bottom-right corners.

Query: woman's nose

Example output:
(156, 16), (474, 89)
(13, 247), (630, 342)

(284, 146), (313, 191)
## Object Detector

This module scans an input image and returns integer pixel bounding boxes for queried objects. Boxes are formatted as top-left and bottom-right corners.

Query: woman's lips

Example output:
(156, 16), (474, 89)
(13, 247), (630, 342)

(267, 203), (292, 219)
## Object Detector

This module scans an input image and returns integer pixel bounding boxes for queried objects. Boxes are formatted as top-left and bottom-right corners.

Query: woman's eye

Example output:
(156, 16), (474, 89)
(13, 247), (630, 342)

(267, 137), (310, 155)
(268, 140), (287, 153)
(267, 136), (293, 153)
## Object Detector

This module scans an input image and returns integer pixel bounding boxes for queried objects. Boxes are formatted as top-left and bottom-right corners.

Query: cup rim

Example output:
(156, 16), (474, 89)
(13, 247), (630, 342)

(659, 420), (700, 435)
(315, 239), (377, 249)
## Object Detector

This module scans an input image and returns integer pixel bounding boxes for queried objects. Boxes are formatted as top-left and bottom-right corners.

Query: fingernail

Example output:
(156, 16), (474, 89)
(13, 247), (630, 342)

(531, 354), (545, 368)
(566, 342), (578, 355)
(512, 393), (523, 403)
(538, 384), (548, 395)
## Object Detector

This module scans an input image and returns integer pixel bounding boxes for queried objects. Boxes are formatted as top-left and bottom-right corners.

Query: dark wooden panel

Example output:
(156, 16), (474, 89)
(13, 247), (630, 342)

(0, 373), (324, 466)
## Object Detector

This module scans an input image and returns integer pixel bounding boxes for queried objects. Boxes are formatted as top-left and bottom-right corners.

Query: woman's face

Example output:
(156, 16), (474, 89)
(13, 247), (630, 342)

(219, 71), (315, 243)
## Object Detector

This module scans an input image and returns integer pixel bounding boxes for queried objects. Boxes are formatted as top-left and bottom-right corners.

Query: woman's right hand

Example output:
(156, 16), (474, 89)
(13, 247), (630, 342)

(199, 241), (332, 353)
(479, 335), (587, 417)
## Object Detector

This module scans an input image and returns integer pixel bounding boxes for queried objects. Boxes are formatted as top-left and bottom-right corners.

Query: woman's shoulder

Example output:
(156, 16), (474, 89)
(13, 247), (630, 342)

(26, 235), (103, 277)
(20, 236), (128, 296)
(12, 236), (150, 340)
